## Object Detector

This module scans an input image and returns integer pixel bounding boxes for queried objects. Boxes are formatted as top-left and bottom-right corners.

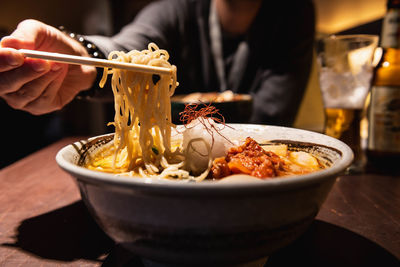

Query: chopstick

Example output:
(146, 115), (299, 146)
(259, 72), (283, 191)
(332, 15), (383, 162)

(19, 49), (172, 75)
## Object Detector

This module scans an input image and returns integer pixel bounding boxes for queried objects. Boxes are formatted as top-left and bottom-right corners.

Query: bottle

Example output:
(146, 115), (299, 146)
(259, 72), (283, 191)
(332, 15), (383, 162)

(367, 0), (400, 174)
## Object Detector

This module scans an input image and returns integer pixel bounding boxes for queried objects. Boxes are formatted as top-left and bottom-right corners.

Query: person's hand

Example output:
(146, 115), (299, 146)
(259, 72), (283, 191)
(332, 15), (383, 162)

(0, 19), (97, 115)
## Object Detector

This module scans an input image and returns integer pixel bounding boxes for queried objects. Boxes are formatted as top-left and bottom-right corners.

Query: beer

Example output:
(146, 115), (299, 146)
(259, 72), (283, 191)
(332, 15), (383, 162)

(325, 108), (362, 141)
(367, 0), (400, 174)
(324, 108), (364, 166)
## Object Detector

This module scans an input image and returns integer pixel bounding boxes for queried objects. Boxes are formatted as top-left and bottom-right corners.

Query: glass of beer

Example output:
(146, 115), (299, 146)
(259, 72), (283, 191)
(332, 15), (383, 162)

(316, 34), (379, 173)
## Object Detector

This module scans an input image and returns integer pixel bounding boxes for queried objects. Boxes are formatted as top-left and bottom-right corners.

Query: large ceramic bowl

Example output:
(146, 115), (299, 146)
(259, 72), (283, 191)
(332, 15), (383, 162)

(56, 124), (353, 266)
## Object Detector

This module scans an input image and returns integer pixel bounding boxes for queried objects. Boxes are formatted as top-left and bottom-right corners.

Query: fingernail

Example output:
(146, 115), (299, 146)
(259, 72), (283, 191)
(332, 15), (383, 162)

(7, 55), (22, 66)
(51, 63), (62, 71)
(31, 61), (48, 72)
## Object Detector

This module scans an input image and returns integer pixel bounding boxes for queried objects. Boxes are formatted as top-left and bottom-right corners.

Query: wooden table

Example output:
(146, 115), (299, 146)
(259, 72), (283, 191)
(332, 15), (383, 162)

(1, 137), (399, 267)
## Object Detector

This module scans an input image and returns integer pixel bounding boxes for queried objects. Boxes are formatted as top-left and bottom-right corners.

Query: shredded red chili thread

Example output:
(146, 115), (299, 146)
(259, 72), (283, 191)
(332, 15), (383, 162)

(178, 102), (234, 148)
(179, 102), (224, 125)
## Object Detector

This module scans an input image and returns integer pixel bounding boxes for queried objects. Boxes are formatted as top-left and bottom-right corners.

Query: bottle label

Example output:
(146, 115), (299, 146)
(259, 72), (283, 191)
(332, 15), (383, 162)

(381, 9), (400, 48)
(368, 86), (400, 152)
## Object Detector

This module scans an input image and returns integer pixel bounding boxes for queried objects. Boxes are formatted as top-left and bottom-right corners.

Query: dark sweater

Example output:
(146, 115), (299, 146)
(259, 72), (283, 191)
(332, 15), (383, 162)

(87, 0), (315, 126)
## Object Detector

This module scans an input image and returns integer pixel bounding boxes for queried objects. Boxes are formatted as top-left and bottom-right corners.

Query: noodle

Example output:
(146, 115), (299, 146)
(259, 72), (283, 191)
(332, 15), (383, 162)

(89, 43), (211, 181)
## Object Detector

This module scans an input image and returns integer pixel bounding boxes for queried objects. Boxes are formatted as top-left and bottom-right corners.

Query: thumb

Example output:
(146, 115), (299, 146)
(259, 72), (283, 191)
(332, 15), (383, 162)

(1, 19), (50, 50)
(1, 36), (36, 50)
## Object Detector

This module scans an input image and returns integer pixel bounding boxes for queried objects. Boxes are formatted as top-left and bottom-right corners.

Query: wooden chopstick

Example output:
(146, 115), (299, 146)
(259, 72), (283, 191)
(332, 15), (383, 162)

(19, 49), (172, 75)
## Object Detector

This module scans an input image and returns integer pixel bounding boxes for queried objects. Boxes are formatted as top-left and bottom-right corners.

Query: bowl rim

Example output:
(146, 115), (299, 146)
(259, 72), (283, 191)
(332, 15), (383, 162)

(56, 124), (353, 194)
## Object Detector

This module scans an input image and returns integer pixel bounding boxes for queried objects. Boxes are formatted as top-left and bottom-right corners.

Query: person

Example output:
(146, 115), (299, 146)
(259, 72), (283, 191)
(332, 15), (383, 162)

(0, 0), (315, 126)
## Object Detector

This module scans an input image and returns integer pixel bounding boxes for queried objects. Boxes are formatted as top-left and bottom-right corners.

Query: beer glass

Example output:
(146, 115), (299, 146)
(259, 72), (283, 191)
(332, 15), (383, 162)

(316, 35), (379, 173)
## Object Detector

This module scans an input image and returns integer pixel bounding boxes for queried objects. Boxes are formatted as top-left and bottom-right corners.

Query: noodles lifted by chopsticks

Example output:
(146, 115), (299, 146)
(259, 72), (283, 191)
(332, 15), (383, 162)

(85, 43), (324, 181)
(97, 43), (180, 175)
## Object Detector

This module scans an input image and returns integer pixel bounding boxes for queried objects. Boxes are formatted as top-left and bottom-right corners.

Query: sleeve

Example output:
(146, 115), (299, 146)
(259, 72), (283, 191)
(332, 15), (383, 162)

(82, 0), (185, 100)
(249, 1), (315, 126)
(85, 0), (184, 57)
